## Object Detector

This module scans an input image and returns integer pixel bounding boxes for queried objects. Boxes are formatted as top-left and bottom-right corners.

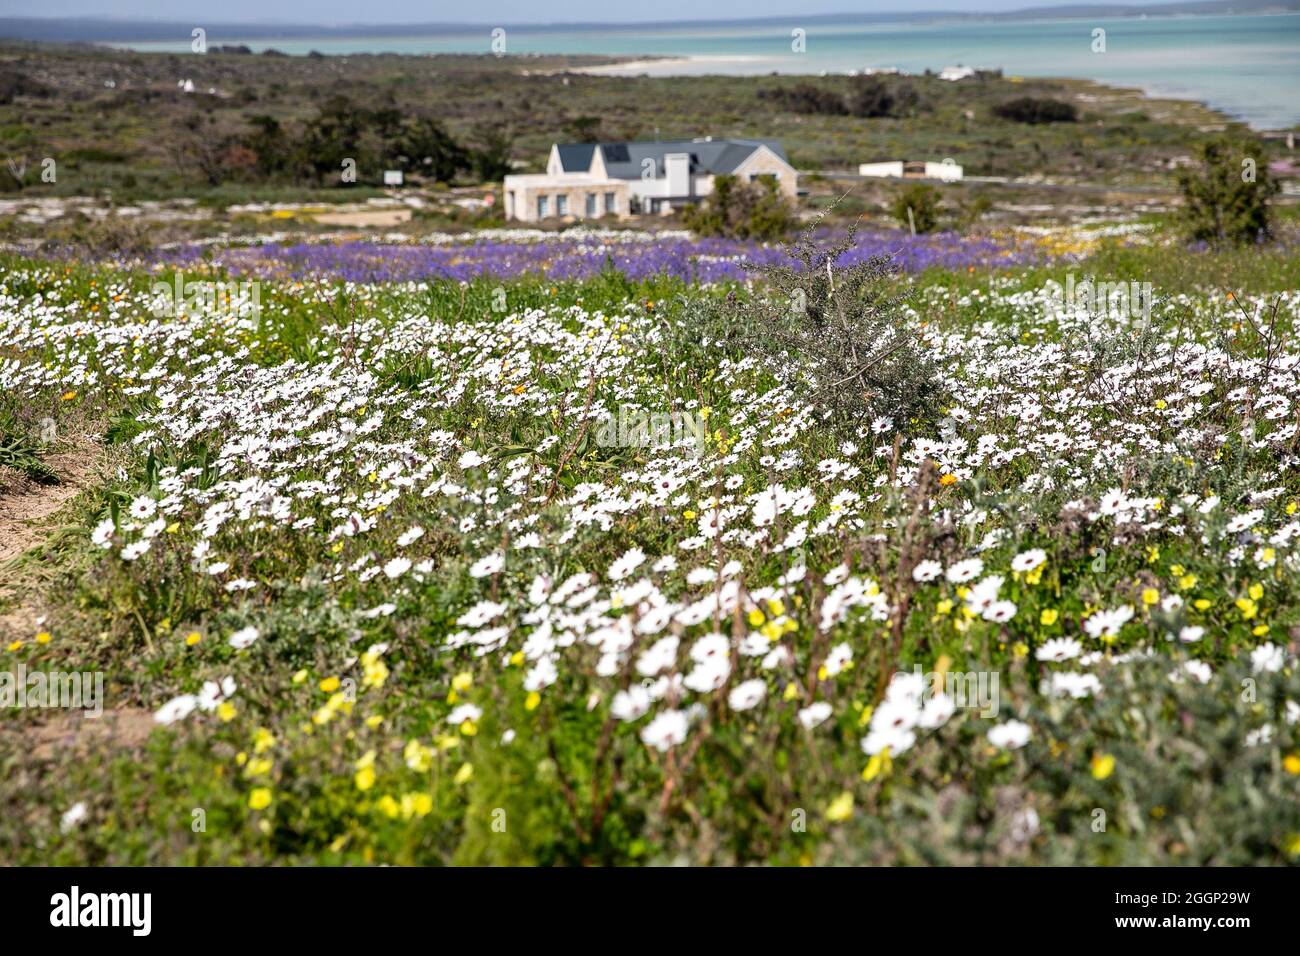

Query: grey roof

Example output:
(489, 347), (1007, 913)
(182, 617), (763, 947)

(555, 138), (787, 180)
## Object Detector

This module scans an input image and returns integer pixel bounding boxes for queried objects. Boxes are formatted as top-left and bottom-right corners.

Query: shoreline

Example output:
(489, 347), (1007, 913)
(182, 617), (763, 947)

(572, 55), (1281, 132)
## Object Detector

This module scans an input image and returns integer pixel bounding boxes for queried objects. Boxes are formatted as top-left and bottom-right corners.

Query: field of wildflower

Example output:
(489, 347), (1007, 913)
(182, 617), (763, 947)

(2, 225), (1299, 866)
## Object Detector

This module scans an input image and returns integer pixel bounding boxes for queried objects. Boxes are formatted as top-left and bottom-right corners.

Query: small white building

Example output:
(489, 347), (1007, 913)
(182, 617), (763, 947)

(938, 65), (976, 82)
(859, 159), (963, 182)
(503, 138), (798, 223)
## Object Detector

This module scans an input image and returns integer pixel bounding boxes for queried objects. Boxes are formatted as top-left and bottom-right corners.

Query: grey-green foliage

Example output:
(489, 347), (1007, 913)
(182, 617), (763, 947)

(707, 226), (945, 437)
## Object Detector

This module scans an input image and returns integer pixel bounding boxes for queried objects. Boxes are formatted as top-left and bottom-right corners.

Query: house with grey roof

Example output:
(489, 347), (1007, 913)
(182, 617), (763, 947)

(503, 137), (797, 223)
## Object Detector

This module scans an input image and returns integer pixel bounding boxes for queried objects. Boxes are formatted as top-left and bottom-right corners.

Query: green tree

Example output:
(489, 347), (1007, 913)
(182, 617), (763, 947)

(680, 174), (795, 240)
(991, 96), (1078, 124)
(468, 123), (515, 183)
(301, 95), (374, 184)
(1176, 137), (1279, 245)
(395, 117), (469, 184)
(891, 183), (941, 234)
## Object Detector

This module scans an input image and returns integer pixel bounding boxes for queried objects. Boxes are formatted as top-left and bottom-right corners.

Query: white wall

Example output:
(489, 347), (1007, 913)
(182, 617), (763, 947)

(859, 162), (905, 178)
(925, 161), (963, 182)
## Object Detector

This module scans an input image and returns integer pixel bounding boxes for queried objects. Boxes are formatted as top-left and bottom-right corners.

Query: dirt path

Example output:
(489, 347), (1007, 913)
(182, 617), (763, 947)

(0, 441), (103, 640)
(0, 442), (101, 563)
(0, 441), (159, 758)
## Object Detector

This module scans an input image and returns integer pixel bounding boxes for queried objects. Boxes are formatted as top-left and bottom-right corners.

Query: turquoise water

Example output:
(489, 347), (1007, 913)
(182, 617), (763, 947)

(117, 13), (1300, 128)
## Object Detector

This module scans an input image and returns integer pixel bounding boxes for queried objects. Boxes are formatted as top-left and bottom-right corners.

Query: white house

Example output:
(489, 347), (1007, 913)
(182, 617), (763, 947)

(503, 138), (798, 222)
(938, 65), (976, 82)
(859, 159), (964, 182)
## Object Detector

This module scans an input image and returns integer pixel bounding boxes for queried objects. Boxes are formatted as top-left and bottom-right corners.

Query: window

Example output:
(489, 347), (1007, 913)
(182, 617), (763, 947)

(604, 192), (617, 215)
(556, 194), (568, 216)
(585, 193), (598, 217)
(537, 195), (549, 218)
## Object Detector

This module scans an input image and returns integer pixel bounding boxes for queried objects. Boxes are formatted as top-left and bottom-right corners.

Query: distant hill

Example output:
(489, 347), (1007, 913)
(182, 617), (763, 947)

(993, 0), (1299, 17)
(1, 1), (1297, 45)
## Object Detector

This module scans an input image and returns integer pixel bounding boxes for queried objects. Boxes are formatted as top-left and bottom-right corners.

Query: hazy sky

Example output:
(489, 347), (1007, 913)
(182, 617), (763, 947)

(1, 1), (1124, 25)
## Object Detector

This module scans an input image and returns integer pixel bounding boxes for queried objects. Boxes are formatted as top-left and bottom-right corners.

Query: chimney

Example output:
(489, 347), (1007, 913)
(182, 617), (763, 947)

(664, 153), (690, 198)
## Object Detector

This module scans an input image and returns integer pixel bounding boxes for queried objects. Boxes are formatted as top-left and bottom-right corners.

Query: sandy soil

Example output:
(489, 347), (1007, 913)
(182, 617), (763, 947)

(0, 441), (103, 642)
(0, 443), (101, 565)
(311, 208), (412, 227)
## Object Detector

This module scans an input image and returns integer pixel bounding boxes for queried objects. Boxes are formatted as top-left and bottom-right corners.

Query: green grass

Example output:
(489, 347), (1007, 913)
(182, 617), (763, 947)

(1, 236), (1298, 865)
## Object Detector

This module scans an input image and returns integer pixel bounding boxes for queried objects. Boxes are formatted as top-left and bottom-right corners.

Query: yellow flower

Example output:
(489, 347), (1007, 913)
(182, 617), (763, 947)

(824, 791), (854, 822)
(939, 473), (958, 486)
(682, 509), (696, 520)
(401, 792), (433, 819)
(291, 668), (308, 684)
(35, 631), (52, 645)
(1283, 754), (1300, 776)
(1040, 608), (1059, 626)
(252, 728), (276, 753)
(362, 658), (389, 689)
(453, 762), (474, 785)
(376, 794), (400, 819)
(404, 739), (433, 773)
(1235, 597), (1258, 620)
(1252, 624), (1270, 636)
(1193, 598), (1212, 611)
(525, 691), (541, 711)
(452, 671), (473, 693)
(6, 640), (22, 652)
(1141, 588), (1160, 606)
(185, 631), (203, 646)
(1248, 583), (1264, 601)
(354, 766), (376, 791)
(1091, 753), (1116, 780)
(1178, 574), (1197, 590)
(746, 608), (765, 627)
(862, 747), (892, 781)
(319, 676), (341, 693)
(248, 788), (272, 810)
(217, 701), (237, 722)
